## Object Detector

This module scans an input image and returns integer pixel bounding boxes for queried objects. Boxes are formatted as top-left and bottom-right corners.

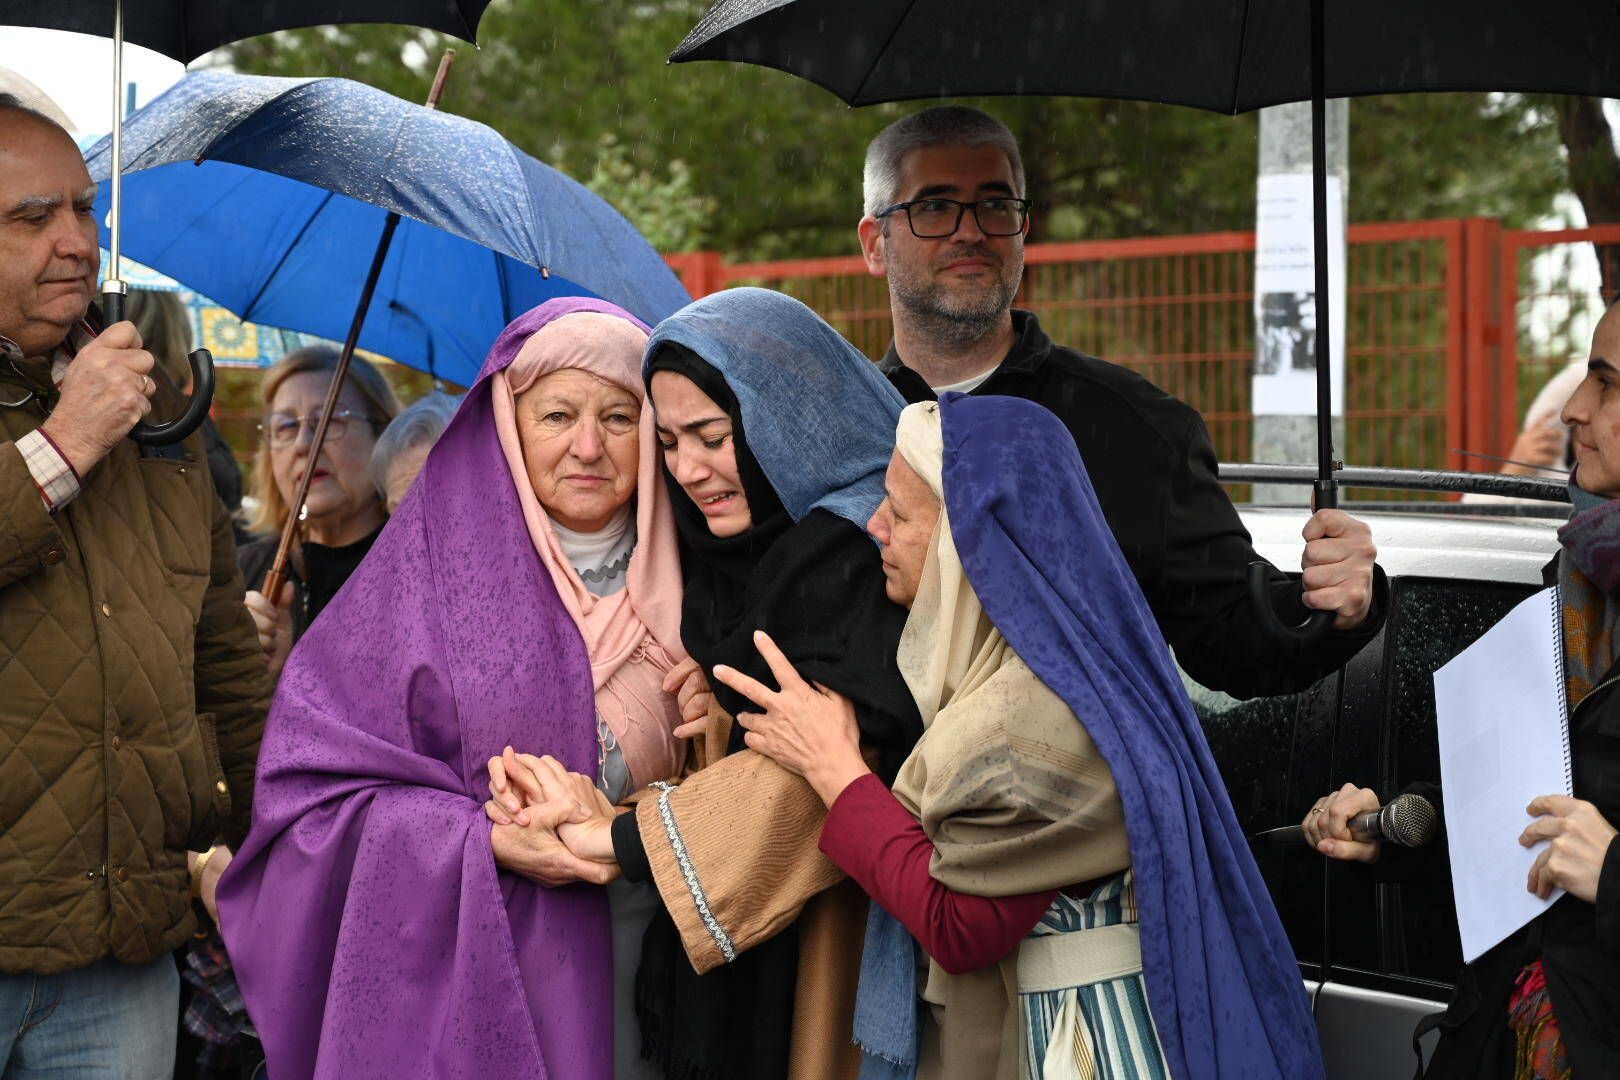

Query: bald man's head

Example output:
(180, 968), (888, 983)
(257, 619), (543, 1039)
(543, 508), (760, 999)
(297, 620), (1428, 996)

(0, 101), (99, 355)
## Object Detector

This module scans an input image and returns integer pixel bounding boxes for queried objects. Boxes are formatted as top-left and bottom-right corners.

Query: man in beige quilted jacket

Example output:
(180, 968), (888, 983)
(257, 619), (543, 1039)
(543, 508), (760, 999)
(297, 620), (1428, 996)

(0, 97), (269, 1077)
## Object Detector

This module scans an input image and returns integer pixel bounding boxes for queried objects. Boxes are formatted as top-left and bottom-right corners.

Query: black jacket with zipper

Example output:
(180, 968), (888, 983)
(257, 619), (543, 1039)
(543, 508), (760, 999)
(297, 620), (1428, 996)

(236, 526), (382, 644)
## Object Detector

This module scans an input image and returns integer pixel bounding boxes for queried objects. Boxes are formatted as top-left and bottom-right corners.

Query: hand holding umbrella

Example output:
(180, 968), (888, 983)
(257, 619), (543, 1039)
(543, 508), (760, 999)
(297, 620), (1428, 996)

(37, 320), (158, 475)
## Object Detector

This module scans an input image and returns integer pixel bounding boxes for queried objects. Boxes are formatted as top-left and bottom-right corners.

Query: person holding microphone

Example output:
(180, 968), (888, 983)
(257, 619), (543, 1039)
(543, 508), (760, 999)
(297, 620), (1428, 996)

(1305, 305), (1620, 1079)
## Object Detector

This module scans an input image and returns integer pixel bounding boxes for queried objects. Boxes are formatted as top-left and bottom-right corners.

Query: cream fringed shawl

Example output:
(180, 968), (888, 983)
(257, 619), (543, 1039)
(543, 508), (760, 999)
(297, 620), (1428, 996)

(888, 401), (1130, 1079)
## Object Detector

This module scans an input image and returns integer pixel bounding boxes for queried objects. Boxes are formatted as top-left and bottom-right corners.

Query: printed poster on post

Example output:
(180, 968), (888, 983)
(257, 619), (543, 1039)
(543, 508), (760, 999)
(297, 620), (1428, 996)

(1253, 173), (1345, 417)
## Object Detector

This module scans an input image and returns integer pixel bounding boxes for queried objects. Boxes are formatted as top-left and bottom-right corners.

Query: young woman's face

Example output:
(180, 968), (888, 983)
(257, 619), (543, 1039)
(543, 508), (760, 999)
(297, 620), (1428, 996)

(650, 370), (753, 538)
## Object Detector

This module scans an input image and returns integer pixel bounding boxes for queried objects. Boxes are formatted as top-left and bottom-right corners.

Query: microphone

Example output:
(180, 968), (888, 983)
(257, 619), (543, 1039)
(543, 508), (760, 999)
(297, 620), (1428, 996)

(1250, 792), (1439, 848)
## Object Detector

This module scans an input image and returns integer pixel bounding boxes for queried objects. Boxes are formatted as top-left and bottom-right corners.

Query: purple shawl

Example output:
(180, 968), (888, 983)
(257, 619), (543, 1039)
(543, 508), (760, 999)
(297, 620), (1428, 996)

(218, 298), (648, 1080)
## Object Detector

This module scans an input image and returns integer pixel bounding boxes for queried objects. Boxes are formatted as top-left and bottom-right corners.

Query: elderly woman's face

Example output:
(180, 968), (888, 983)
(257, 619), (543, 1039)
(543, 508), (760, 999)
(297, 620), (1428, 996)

(268, 372), (382, 527)
(650, 370), (752, 538)
(382, 443), (432, 515)
(517, 368), (640, 532)
(867, 452), (942, 609)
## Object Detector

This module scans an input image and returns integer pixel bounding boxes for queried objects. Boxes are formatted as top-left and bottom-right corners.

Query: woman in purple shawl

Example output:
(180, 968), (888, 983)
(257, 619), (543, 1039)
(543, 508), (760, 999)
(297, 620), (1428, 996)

(216, 298), (693, 1080)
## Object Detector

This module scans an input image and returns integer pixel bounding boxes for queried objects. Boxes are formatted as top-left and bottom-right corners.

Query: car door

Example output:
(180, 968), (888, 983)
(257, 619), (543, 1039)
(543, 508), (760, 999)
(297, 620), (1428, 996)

(1311, 575), (1538, 1079)
(1183, 665), (1338, 985)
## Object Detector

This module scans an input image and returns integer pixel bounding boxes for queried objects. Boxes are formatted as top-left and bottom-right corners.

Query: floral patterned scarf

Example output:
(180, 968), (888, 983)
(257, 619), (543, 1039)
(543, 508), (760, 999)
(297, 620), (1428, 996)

(1557, 474), (1620, 707)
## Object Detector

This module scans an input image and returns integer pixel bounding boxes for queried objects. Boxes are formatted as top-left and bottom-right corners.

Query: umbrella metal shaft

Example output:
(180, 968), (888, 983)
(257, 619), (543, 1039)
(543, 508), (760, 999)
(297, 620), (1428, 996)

(262, 49), (457, 601)
(103, 0), (127, 322)
(1310, 0), (1338, 512)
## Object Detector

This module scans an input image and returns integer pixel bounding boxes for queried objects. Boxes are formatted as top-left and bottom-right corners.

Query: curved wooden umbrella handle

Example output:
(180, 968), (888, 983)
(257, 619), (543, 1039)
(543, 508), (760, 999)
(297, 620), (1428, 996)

(129, 347), (215, 447)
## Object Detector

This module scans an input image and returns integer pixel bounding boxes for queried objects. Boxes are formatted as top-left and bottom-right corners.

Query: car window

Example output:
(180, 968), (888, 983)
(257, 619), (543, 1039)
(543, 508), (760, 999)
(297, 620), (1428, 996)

(1379, 577), (1538, 982)
(1183, 670), (1334, 968)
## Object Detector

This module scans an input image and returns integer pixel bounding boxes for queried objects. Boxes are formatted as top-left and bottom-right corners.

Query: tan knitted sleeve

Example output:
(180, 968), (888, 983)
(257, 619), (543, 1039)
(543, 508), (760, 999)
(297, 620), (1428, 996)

(636, 748), (844, 974)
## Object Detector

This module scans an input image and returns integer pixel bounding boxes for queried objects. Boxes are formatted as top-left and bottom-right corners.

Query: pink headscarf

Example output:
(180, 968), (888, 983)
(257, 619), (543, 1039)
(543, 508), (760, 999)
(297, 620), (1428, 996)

(492, 310), (686, 789)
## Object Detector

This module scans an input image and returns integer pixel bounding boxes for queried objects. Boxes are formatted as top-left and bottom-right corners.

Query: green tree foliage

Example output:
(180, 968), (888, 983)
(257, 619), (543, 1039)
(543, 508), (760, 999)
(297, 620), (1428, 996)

(584, 133), (714, 252)
(218, 2), (1570, 261)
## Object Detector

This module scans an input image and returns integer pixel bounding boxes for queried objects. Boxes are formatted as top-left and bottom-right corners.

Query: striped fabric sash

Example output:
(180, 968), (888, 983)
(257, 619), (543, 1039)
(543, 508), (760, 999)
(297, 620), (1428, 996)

(1019, 873), (1169, 1080)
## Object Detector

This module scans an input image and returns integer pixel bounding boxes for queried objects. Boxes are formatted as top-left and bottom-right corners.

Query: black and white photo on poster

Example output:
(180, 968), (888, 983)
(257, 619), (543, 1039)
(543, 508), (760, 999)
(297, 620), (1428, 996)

(1256, 291), (1318, 376)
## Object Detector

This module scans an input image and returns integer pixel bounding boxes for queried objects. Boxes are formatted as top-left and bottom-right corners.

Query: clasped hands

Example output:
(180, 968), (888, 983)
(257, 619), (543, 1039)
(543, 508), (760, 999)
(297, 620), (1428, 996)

(485, 660), (715, 887)
(485, 747), (620, 886)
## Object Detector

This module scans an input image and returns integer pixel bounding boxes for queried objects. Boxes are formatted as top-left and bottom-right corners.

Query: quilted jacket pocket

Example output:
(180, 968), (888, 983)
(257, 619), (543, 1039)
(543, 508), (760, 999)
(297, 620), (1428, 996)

(138, 456), (210, 579)
(185, 712), (231, 852)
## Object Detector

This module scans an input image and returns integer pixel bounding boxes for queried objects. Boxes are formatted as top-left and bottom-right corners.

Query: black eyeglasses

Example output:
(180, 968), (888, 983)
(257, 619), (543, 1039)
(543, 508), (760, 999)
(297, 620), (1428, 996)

(874, 196), (1031, 239)
(258, 408), (377, 449)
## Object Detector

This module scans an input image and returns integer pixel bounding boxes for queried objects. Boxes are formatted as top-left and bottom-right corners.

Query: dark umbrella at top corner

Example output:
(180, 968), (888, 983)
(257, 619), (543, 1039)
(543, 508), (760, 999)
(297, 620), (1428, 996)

(669, 0), (1620, 113)
(0, 0), (498, 444)
(0, 1), (494, 65)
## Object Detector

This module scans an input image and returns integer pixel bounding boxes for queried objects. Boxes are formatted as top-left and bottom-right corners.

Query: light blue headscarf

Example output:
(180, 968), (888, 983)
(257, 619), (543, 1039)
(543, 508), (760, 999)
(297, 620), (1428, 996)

(643, 287), (905, 530)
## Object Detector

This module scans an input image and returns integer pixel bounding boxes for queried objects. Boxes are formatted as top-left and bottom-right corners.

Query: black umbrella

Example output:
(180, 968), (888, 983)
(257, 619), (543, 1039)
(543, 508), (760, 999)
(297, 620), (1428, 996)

(670, 2), (1620, 111)
(0, 0), (496, 443)
(671, 0), (1620, 641)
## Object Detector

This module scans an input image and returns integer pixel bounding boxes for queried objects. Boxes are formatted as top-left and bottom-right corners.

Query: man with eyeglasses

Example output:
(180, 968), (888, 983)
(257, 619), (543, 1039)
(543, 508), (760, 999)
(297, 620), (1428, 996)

(0, 97), (267, 1075)
(862, 106), (1386, 698)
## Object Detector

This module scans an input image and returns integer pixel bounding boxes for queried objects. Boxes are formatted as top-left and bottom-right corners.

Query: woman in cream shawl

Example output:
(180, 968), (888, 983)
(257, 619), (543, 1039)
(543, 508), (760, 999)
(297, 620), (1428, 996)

(719, 395), (1323, 1079)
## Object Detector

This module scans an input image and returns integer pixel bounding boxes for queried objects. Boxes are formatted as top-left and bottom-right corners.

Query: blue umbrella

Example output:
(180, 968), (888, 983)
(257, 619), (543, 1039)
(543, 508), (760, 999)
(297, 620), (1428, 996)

(84, 69), (691, 387)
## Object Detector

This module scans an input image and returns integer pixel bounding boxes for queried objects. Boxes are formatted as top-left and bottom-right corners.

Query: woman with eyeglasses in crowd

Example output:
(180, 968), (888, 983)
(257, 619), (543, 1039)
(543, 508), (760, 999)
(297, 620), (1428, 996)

(236, 345), (401, 682)
(171, 346), (401, 1080)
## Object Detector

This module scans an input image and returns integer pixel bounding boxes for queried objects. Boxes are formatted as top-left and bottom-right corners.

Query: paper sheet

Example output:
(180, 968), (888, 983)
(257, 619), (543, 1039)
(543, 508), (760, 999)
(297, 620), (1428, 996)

(1432, 587), (1572, 963)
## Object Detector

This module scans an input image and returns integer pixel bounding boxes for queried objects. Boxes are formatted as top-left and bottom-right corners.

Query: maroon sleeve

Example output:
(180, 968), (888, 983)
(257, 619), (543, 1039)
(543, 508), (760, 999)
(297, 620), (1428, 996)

(819, 772), (1057, 976)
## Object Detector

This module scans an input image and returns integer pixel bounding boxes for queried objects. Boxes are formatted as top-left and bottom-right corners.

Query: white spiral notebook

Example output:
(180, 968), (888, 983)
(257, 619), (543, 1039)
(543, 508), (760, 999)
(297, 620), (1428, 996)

(1432, 585), (1574, 963)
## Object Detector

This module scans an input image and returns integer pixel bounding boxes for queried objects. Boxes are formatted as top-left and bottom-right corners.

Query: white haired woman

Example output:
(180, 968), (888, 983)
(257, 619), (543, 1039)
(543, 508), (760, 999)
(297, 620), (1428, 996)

(370, 389), (462, 513)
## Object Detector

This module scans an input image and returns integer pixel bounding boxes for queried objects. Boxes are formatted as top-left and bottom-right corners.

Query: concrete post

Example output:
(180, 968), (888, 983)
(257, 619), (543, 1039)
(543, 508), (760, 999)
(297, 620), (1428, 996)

(1252, 100), (1348, 506)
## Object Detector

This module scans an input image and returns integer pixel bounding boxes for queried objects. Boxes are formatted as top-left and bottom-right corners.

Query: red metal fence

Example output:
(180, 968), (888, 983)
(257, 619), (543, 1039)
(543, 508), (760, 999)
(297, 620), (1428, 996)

(1502, 223), (1620, 430)
(671, 218), (1613, 483)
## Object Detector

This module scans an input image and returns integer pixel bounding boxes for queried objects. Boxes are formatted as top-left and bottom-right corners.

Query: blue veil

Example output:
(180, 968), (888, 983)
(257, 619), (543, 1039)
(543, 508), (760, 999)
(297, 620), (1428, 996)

(643, 286), (904, 529)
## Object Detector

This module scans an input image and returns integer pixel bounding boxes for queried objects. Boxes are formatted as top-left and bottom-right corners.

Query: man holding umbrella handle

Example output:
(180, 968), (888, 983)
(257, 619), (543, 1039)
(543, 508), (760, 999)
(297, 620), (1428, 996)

(36, 319), (162, 474)
(0, 96), (268, 1075)
(865, 107), (1384, 698)
(0, 100), (159, 495)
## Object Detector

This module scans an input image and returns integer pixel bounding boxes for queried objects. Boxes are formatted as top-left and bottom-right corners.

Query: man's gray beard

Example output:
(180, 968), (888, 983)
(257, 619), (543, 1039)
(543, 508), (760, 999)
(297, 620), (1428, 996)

(891, 266), (1021, 348)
